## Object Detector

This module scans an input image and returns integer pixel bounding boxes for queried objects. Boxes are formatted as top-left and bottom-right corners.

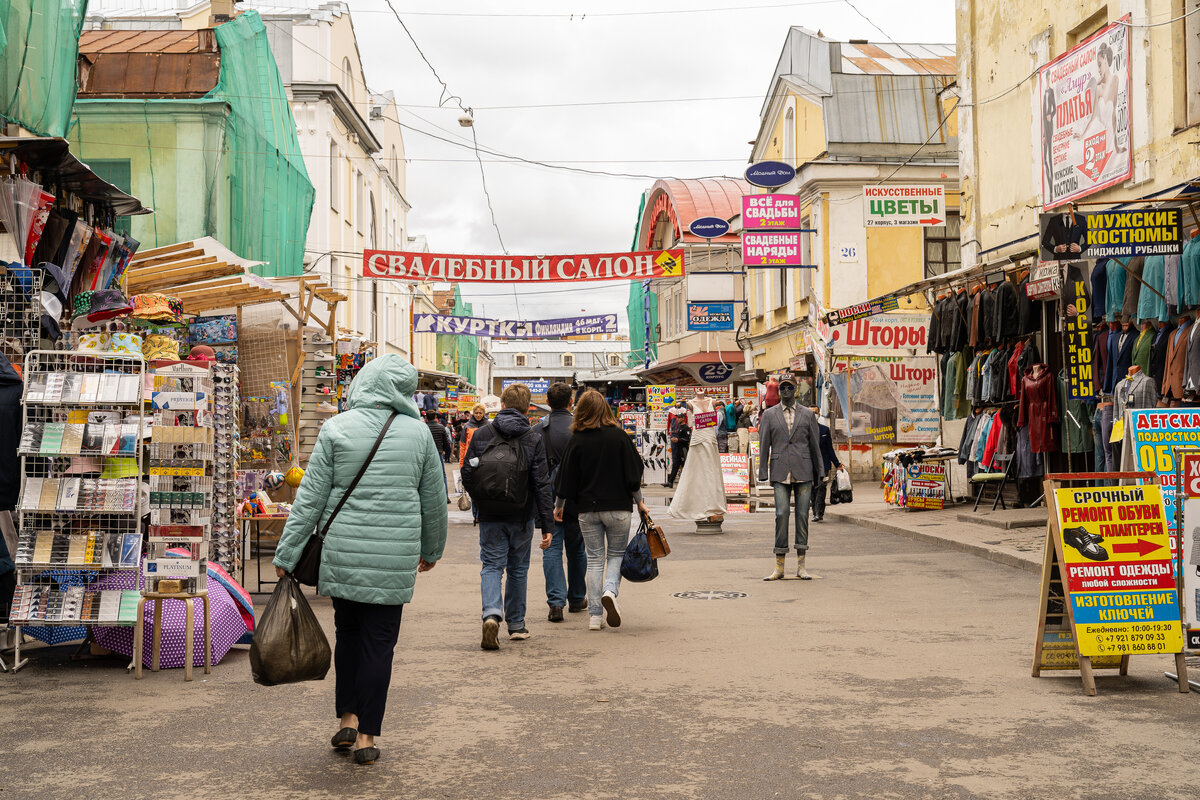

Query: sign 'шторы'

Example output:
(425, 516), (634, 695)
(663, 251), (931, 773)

(363, 248), (684, 282)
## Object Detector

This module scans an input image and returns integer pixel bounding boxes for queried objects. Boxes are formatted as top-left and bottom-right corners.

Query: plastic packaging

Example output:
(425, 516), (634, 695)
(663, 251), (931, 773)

(249, 574), (331, 686)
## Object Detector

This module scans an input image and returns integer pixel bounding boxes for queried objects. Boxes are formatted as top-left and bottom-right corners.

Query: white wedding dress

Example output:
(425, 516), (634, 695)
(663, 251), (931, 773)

(668, 398), (727, 521)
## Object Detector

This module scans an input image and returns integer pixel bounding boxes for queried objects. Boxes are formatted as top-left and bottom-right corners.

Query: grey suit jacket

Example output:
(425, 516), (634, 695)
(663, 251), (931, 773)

(757, 403), (824, 484)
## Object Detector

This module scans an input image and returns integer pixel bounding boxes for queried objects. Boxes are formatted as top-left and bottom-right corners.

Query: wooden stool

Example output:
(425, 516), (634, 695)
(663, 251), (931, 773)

(133, 591), (211, 681)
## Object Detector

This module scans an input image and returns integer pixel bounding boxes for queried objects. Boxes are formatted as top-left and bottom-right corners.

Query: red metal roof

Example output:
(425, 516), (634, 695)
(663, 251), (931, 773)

(638, 178), (753, 247)
(77, 30), (220, 98)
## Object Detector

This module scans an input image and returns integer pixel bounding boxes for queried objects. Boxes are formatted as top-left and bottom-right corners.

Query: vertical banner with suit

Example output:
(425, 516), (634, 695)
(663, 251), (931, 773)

(1064, 263), (1094, 399)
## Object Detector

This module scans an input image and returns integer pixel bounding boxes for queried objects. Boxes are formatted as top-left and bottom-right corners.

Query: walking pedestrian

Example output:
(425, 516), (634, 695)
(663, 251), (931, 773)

(537, 382), (588, 620)
(460, 403), (489, 525)
(425, 411), (453, 462)
(273, 354), (447, 765)
(736, 402), (753, 454)
(554, 390), (647, 631)
(810, 407), (841, 523)
(461, 383), (555, 650)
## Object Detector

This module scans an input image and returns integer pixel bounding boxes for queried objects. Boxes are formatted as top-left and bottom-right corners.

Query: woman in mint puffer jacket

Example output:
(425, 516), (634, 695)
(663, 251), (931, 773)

(275, 353), (447, 765)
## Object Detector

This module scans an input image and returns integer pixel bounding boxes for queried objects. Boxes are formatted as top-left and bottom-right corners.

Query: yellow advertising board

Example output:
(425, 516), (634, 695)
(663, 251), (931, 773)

(647, 385), (675, 411)
(456, 394), (480, 413)
(1054, 485), (1183, 657)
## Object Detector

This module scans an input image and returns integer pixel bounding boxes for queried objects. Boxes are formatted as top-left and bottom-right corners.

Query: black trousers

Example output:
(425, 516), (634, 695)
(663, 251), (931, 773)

(667, 443), (688, 485)
(811, 477), (828, 519)
(332, 597), (404, 737)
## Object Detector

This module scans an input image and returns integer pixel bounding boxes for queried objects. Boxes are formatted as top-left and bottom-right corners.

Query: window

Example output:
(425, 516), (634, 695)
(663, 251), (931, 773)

(355, 171), (364, 232)
(783, 104), (796, 166)
(608, 353), (622, 367)
(1183, 1), (1200, 128)
(369, 192), (377, 249)
(753, 267), (765, 317)
(340, 57), (354, 99)
(514, 353), (528, 367)
(776, 266), (789, 309)
(390, 145), (400, 180)
(329, 141), (339, 211)
(88, 159), (132, 235)
(561, 353), (575, 367)
(924, 211), (962, 278)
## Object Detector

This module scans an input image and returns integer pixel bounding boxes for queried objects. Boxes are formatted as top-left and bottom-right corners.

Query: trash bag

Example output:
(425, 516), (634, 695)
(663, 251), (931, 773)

(249, 574), (331, 686)
(620, 529), (659, 583)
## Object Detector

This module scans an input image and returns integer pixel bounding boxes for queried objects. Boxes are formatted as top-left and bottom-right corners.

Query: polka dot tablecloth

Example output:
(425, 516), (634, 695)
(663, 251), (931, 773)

(93, 580), (248, 668)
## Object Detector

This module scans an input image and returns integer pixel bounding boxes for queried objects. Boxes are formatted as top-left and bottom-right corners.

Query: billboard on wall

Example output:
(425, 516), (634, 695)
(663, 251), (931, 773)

(829, 313), (939, 444)
(1038, 16), (1132, 209)
(364, 249), (684, 282)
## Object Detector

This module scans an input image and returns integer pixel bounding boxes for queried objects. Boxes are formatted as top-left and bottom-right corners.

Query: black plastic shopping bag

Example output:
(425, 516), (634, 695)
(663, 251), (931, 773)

(249, 574), (331, 686)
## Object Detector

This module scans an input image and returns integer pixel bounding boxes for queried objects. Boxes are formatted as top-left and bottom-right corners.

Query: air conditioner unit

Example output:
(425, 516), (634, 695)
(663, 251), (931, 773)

(369, 107), (383, 120)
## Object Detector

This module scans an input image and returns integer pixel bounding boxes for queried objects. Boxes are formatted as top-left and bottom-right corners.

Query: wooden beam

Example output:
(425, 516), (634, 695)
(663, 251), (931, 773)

(128, 255), (219, 276)
(129, 241), (194, 262)
(130, 248), (206, 268)
(171, 277), (247, 297)
(128, 262), (240, 294)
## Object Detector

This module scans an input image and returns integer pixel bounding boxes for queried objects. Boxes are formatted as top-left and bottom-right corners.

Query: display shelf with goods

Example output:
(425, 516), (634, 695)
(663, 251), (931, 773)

(210, 362), (240, 573)
(335, 347), (371, 413)
(146, 362), (215, 596)
(0, 266), (43, 369)
(297, 329), (335, 456)
(7, 351), (145, 672)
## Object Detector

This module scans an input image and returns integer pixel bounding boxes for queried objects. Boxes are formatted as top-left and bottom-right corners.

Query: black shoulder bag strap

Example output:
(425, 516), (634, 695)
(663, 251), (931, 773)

(318, 411), (399, 540)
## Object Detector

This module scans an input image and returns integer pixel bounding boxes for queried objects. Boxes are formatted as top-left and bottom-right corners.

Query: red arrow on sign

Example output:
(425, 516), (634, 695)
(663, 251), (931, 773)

(920, 217), (943, 225)
(1112, 538), (1164, 557)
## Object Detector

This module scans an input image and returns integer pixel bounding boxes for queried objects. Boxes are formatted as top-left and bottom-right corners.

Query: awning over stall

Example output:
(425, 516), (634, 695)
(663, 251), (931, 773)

(125, 237), (292, 314)
(0, 136), (151, 216)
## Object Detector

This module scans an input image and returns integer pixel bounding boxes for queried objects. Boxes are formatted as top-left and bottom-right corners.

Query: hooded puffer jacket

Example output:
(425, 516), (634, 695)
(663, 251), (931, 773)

(274, 354), (447, 605)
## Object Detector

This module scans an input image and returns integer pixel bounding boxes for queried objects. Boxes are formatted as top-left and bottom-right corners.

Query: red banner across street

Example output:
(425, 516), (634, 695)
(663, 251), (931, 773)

(363, 248), (685, 283)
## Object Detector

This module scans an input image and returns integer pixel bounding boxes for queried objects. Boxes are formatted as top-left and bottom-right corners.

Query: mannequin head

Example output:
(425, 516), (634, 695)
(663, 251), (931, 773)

(779, 379), (797, 406)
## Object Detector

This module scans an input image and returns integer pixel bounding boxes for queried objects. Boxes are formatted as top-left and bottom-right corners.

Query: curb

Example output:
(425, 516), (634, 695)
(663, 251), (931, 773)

(823, 510), (1041, 574)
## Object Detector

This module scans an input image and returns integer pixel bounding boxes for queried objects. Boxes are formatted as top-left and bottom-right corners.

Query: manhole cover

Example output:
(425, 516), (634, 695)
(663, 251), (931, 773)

(672, 590), (747, 600)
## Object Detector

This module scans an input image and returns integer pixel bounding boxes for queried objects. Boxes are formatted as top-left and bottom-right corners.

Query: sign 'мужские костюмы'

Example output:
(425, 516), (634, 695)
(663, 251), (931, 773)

(363, 249), (684, 282)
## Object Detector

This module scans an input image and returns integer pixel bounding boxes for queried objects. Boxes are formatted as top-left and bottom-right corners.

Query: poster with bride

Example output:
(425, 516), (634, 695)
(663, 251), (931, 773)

(1038, 16), (1131, 209)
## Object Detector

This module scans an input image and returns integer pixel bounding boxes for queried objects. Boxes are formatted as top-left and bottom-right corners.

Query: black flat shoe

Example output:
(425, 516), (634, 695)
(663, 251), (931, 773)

(354, 746), (380, 765)
(331, 727), (357, 749)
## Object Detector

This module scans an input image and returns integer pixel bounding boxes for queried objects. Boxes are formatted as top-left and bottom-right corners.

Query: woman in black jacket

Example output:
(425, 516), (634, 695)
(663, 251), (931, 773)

(554, 390), (646, 631)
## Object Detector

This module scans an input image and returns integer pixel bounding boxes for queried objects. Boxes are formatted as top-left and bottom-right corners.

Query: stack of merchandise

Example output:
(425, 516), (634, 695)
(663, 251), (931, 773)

(211, 363), (241, 572)
(335, 350), (370, 413)
(189, 313), (238, 364)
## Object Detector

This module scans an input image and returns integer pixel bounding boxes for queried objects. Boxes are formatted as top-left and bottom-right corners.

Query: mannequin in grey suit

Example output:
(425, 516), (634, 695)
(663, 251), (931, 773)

(756, 377), (824, 580)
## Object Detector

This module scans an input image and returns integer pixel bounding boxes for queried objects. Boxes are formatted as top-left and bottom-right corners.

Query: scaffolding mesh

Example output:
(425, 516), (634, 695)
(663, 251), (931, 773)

(0, 0), (88, 136)
(69, 10), (313, 277)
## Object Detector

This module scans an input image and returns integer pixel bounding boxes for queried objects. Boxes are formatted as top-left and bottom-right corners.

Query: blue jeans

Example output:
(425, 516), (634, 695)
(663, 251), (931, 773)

(772, 482), (812, 554)
(578, 510), (632, 617)
(543, 514), (586, 608)
(479, 517), (535, 632)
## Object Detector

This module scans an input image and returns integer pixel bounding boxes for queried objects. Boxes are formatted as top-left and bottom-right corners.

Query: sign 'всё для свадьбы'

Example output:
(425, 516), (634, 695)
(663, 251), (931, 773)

(363, 249), (683, 282)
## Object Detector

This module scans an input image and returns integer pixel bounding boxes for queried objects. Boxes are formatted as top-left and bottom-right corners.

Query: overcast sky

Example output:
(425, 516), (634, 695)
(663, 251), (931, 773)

(349, 0), (956, 326)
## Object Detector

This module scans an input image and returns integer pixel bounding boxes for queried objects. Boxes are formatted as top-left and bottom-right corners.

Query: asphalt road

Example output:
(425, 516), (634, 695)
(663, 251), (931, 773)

(4, 505), (1199, 800)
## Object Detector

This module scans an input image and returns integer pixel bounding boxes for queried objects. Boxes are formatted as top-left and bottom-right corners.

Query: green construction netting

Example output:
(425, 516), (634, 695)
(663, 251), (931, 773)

(0, 0), (88, 136)
(438, 286), (478, 386)
(69, 10), (313, 277)
(626, 191), (657, 366)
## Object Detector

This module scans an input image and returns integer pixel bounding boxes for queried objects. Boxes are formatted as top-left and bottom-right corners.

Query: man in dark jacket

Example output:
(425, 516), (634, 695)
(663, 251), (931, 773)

(424, 411), (453, 461)
(810, 408), (841, 523)
(664, 418), (691, 488)
(461, 382), (554, 649)
(0, 353), (19, 620)
(536, 382), (586, 621)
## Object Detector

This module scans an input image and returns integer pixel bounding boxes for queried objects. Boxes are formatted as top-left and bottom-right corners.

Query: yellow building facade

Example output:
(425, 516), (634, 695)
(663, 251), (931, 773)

(744, 28), (960, 375)
(957, 0), (1200, 266)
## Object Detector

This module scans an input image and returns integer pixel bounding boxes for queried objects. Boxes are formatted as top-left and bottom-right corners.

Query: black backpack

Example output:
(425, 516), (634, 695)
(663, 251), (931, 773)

(471, 423), (531, 516)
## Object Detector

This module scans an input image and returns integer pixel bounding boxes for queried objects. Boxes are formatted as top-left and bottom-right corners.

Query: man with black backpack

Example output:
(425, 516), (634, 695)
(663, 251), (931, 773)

(461, 382), (555, 650)
(537, 382), (587, 622)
